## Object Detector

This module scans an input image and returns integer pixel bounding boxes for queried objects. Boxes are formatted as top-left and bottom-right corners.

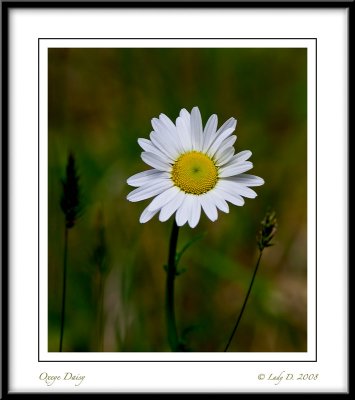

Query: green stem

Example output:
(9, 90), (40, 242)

(224, 250), (263, 352)
(59, 227), (69, 352)
(165, 220), (180, 351)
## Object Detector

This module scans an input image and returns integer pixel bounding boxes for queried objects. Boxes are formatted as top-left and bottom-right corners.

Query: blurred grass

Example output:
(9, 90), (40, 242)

(48, 48), (307, 352)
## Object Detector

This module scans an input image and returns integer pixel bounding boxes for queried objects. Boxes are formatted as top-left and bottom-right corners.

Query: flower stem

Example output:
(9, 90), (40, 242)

(165, 220), (180, 351)
(59, 227), (69, 352)
(224, 250), (263, 352)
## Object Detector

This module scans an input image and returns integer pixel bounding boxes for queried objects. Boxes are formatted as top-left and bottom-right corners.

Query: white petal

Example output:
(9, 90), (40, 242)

(137, 138), (152, 151)
(199, 193), (218, 222)
(150, 131), (179, 160)
(214, 136), (237, 162)
(159, 114), (184, 153)
(159, 113), (177, 134)
(206, 117), (236, 153)
(152, 117), (181, 152)
(179, 108), (191, 125)
(231, 174), (265, 186)
(218, 180), (257, 198)
(209, 191), (229, 213)
(218, 151), (253, 172)
(234, 150), (252, 163)
(214, 186), (245, 206)
(188, 196), (201, 228)
(202, 114), (218, 152)
(141, 151), (171, 171)
(175, 195), (194, 227)
(207, 128), (235, 157)
(190, 107), (203, 150)
(138, 138), (173, 162)
(139, 205), (160, 223)
(215, 147), (235, 167)
(237, 185), (258, 198)
(151, 117), (166, 135)
(127, 169), (169, 187)
(178, 109), (192, 150)
(159, 191), (185, 222)
(218, 161), (253, 178)
(216, 117), (237, 137)
(176, 116), (192, 152)
(147, 186), (180, 212)
(127, 179), (172, 202)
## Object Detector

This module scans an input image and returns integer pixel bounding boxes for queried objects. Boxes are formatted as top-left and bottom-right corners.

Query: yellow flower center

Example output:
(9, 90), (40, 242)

(171, 151), (218, 195)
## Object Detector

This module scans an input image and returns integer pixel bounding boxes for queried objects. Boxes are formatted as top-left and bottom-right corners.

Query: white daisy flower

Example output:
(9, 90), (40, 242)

(127, 107), (264, 228)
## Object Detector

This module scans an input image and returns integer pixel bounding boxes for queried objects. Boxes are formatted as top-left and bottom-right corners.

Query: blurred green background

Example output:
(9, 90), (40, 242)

(48, 48), (307, 352)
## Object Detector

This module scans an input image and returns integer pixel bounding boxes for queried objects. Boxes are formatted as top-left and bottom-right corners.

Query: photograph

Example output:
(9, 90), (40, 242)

(47, 47), (307, 353)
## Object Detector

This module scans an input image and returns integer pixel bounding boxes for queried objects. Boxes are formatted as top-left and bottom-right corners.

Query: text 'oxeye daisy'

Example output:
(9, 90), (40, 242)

(127, 107), (264, 228)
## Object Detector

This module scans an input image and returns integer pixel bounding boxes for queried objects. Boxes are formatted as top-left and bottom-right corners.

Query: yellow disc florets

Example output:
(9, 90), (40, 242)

(171, 151), (218, 195)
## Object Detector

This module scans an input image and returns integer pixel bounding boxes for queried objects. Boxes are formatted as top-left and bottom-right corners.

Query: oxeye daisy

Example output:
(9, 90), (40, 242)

(127, 107), (264, 228)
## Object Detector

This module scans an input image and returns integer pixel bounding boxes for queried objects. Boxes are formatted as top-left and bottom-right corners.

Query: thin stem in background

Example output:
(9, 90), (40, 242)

(224, 250), (263, 352)
(165, 220), (180, 351)
(59, 227), (69, 352)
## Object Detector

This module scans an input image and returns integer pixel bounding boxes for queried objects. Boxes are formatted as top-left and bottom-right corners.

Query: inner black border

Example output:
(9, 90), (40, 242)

(39, 37), (317, 363)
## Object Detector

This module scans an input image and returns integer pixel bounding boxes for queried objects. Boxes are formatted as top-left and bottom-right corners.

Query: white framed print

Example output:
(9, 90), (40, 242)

(2, 1), (350, 395)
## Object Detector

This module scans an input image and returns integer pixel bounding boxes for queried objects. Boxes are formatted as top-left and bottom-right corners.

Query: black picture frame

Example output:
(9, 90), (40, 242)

(1, 1), (352, 397)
